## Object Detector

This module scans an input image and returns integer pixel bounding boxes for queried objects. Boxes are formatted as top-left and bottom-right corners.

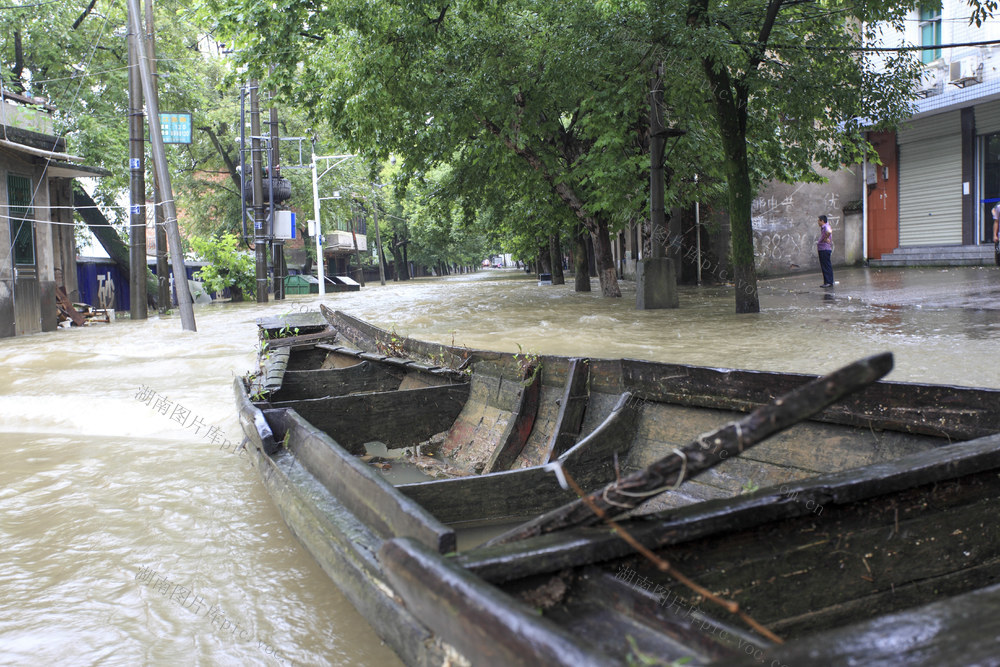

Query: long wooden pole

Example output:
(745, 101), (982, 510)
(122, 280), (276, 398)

(126, 0), (195, 331)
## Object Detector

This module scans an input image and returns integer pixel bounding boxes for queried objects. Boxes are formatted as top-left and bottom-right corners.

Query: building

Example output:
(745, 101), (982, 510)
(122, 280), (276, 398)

(866, 1), (1000, 266)
(0, 89), (108, 337)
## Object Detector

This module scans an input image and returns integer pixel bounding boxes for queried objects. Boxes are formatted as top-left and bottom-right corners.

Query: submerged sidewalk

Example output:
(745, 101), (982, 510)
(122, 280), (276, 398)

(759, 265), (1000, 312)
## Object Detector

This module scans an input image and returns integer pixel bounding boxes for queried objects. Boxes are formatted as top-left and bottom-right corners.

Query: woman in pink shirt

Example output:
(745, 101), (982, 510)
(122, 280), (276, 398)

(817, 215), (834, 287)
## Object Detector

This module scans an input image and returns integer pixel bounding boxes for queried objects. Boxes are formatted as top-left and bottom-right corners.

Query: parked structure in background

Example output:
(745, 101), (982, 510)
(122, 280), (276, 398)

(0, 89), (108, 338)
(866, 1), (1000, 266)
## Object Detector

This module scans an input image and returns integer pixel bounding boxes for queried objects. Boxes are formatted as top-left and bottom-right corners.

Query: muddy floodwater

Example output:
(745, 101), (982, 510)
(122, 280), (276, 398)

(1, 266), (998, 666)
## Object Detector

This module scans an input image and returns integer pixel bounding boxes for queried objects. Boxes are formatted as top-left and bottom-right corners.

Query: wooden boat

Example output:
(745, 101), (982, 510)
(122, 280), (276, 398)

(234, 310), (1000, 665)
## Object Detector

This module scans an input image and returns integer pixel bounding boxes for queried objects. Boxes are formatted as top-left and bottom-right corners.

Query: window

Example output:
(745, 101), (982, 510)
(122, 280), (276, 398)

(920, 4), (942, 64)
(7, 174), (35, 266)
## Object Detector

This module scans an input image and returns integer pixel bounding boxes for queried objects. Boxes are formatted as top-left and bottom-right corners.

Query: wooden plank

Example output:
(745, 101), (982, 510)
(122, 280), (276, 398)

(482, 369), (542, 474)
(267, 409), (456, 553)
(270, 363), (404, 402)
(543, 357), (591, 462)
(488, 353), (895, 545)
(262, 327), (338, 348)
(398, 393), (641, 525)
(732, 583), (1000, 666)
(380, 537), (616, 667)
(241, 415), (454, 666)
(459, 433), (1000, 584)
(623, 357), (1000, 440)
(270, 384), (469, 454)
(233, 377), (278, 454)
(537, 566), (751, 664)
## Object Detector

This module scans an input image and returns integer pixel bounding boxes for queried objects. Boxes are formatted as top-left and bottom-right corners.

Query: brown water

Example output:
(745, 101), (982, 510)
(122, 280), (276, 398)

(1, 266), (997, 667)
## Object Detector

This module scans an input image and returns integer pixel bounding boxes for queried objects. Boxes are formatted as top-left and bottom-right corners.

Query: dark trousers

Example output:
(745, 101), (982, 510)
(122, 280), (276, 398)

(818, 249), (833, 285)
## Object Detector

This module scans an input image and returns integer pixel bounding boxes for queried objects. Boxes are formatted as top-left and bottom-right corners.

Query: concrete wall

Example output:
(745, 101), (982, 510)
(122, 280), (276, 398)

(751, 165), (863, 277)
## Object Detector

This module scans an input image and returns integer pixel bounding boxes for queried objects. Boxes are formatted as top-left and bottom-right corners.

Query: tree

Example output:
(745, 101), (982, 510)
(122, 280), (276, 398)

(189, 232), (255, 301)
(657, 0), (922, 312)
(200, 0), (692, 297)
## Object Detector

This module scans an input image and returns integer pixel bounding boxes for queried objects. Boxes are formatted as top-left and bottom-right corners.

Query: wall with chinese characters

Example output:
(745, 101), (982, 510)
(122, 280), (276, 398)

(751, 165), (863, 276)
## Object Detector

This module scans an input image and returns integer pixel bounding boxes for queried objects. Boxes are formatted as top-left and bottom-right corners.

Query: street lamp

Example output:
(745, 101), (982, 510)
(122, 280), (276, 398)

(311, 146), (354, 295)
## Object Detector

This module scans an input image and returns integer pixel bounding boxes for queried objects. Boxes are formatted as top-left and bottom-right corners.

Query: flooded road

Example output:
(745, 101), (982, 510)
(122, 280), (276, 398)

(1, 265), (997, 666)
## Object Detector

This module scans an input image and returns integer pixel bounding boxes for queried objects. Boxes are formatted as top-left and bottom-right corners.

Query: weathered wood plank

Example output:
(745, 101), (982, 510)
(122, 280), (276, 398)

(233, 377), (278, 454)
(269, 384), (470, 454)
(536, 566), (753, 664)
(543, 357), (591, 462)
(262, 328), (339, 349)
(266, 408), (456, 553)
(270, 363), (404, 402)
(622, 358), (1000, 440)
(398, 393), (640, 525)
(241, 419), (455, 666)
(732, 582), (1000, 667)
(482, 370), (542, 474)
(459, 433), (1000, 584)
(380, 537), (616, 667)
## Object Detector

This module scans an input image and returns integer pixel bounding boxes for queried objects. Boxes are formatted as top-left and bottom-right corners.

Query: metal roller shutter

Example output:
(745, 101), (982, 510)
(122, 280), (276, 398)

(976, 101), (1000, 135)
(899, 115), (963, 247)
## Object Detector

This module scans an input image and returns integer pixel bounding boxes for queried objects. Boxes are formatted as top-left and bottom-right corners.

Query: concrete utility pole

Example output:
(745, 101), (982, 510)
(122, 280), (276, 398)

(373, 189), (386, 286)
(268, 91), (284, 300)
(636, 63), (681, 311)
(249, 81), (268, 303)
(145, 0), (169, 313)
(127, 20), (147, 319)
(126, 0), (195, 331)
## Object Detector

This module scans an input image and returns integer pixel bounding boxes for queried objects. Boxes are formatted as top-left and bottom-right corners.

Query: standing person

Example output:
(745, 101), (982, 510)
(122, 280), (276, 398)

(817, 215), (834, 288)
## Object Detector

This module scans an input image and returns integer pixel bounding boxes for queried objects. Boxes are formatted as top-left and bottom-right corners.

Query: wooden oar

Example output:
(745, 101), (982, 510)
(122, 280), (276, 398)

(486, 352), (894, 546)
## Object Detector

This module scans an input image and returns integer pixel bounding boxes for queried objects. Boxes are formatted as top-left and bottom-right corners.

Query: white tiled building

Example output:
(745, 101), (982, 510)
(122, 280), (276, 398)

(865, 4), (1000, 265)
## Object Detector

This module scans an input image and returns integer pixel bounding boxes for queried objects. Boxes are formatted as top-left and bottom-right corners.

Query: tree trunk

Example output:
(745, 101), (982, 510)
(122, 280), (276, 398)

(592, 221), (621, 297)
(573, 224), (591, 292)
(401, 242), (410, 280)
(587, 234), (598, 277)
(538, 245), (551, 275)
(230, 285), (245, 303)
(696, 15), (760, 313)
(549, 234), (565, 285)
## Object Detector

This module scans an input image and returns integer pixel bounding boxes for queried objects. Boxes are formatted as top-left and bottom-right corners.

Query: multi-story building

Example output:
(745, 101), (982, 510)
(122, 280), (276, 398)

(867, 2), (1000, 266)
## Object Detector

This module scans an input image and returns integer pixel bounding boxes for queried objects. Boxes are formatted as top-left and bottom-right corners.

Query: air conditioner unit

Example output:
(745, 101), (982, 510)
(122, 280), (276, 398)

(949, 57), (983, 87)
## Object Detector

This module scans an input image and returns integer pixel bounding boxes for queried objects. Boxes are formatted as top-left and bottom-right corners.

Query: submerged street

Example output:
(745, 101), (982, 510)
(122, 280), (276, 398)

(1, 266), (998, 666)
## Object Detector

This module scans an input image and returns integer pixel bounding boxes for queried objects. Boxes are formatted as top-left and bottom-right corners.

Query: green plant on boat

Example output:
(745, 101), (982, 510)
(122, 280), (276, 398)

(625, 636), (693, 667)
(513, 343), (541, 387)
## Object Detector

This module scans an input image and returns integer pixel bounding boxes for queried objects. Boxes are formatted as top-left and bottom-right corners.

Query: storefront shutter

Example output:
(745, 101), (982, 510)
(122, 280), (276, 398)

(898, 113), (963, 246)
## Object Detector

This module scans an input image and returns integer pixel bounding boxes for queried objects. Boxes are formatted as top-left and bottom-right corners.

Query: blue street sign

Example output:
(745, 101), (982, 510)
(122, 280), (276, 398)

(159, 112), (193, 144)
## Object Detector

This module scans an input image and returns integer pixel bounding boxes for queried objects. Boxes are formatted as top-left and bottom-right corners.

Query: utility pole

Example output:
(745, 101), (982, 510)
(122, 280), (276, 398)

(127, 18), (147, 319)
(373, 192), (386, 286)
(311, 143), (325, 296)
(145, 0), (169, 313)
(268, 89), (284, 300)
(249, 81), (268, 303)
(126, 0), (195, 331)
